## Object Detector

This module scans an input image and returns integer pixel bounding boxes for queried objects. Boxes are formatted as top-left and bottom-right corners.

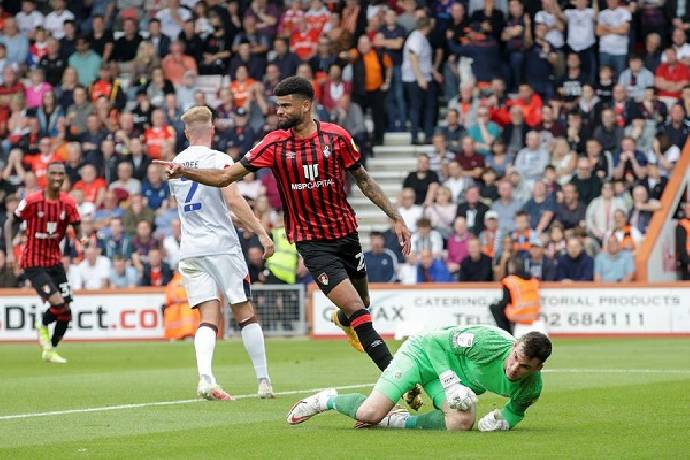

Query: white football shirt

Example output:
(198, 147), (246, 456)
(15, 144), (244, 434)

(169, 146), (241, 260)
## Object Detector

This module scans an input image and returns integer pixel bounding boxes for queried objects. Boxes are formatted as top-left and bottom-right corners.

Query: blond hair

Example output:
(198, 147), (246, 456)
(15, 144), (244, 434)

(181, 105), (212, 129)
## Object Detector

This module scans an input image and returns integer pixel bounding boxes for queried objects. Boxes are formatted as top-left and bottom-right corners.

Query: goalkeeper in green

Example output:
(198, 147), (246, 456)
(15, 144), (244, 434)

(287, 326), (551, 432)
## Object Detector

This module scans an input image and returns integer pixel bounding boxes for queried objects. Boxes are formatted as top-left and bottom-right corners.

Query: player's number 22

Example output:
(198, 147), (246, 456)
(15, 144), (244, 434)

(183, 180), (202, 213)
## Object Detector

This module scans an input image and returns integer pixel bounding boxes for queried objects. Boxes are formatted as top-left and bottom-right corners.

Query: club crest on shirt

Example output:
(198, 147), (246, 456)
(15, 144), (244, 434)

(285, 151), (296, 159)
(37, 211), (44, 218)
(317, 272), (329, 286)
(323, 145), (331, 158)
(454, 332), (474, 348)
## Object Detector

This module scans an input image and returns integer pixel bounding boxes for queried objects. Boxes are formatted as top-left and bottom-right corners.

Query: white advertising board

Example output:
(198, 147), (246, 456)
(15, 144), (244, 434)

(0, 292), (165, 341)
(312, 286), (690, 336)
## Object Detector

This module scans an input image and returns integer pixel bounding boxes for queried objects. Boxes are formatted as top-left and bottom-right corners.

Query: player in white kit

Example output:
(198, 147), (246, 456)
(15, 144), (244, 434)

(169, 106), (275, 400)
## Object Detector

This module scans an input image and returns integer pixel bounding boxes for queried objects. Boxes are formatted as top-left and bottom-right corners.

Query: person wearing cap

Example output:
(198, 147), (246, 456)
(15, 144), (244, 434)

(489, 256), (541, 334)
(479, 210), (501, 259)
(525, 238), (557, 281)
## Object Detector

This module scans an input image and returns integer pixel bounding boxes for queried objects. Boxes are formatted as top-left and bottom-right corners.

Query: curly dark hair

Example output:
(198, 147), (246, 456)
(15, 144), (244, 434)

(274, 76), (314, 100)
(519, 332), (552, 364)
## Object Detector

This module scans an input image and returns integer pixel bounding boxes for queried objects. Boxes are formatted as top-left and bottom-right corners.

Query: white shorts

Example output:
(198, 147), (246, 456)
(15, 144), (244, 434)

(178, 253), (250, 308)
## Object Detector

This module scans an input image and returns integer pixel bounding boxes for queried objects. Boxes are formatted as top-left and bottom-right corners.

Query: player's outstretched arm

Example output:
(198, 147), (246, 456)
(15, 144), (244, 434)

(222, 184), (275, 259)
(154, 161), (249, 187)
(350, 165), (411, 256)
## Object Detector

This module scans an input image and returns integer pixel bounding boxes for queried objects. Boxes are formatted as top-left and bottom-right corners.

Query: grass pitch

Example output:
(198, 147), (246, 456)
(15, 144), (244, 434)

(1, 337), (689, 459)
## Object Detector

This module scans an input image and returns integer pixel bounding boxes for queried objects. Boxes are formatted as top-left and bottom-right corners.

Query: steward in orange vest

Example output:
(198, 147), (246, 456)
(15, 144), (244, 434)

(489, 257), (541, 334)
(163, 272), (200, 340)
(677, 216), (690, 280)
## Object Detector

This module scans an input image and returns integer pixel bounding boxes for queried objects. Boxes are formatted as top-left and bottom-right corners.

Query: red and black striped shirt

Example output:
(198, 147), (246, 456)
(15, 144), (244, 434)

(240, 120), (361, 242)
(15, 191), (81, 268)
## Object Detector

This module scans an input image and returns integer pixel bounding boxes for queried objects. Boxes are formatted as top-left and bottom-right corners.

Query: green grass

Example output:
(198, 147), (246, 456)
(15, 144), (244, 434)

(1, 338), (689, 459)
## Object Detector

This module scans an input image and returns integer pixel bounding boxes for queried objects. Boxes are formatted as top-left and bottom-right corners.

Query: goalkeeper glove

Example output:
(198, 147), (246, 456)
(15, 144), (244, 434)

(439, 370), (477, 411)
(478, 409), (510, 432)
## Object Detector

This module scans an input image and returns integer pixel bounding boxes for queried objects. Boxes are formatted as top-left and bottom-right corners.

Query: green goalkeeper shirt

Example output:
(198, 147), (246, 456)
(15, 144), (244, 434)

(401, 325), (542, 428)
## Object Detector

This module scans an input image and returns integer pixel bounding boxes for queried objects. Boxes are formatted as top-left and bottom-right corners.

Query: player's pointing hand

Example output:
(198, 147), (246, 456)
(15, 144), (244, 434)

(259, 233), (275, 259)
(394, 217), (412, 256)
(152, 160), (183, 179)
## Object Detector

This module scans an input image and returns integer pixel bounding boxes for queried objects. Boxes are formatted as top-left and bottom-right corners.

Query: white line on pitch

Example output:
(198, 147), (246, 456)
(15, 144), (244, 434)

(0, 383), (375, 421)
(1, 368), (688, 421)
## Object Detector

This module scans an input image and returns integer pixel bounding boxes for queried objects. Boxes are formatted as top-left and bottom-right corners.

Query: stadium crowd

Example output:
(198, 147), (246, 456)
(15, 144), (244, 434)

(0, 0), (688, 291)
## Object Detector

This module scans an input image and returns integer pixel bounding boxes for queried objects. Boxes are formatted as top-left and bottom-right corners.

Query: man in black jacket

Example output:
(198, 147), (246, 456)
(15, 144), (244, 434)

(459, 237), (493, 281)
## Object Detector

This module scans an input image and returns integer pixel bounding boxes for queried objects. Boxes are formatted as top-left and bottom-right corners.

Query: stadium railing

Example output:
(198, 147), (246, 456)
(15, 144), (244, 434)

(635, 139), (690, 281)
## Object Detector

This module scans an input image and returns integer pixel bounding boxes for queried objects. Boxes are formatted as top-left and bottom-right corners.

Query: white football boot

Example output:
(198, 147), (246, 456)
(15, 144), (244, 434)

(258, 378), (275, 399)
(286, 388), (337, 425)
(197, 374), (234, 401)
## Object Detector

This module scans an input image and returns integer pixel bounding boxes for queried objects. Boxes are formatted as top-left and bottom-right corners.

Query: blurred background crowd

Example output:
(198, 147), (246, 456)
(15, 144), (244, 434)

(0, 0), (689, 291)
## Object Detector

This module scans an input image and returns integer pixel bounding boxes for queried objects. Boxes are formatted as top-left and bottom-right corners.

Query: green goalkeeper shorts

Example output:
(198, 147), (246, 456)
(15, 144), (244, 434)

(373, 347), (446, 409)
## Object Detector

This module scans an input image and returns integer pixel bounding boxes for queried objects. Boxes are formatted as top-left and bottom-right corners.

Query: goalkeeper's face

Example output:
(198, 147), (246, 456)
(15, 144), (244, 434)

(504, 343), (543, 381)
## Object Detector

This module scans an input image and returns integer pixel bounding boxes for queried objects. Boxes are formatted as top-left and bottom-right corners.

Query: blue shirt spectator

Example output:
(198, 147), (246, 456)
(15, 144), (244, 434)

(417, 250), (454, 282)
(594, 235), (634, 282)
(364, 232), (398, 282)
(142, 164), (169, 211)
(110, 256), (140, 288)
(555, 238), (594, 281)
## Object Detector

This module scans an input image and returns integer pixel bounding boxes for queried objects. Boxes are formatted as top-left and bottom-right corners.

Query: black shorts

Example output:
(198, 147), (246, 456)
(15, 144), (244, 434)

(24, 265), (73, 304)
(296, 232), (366, 295)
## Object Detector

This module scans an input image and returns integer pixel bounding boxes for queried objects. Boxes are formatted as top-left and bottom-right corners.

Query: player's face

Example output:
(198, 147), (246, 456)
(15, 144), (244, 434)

(504, 343), (543, 381)
(47, 165), (66, 191)
(276, 95), (310, 129)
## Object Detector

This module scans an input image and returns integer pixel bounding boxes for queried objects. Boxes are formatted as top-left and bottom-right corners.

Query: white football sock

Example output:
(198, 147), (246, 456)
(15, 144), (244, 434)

(241, 323), (269, 381)
(195, 325), (217, 384)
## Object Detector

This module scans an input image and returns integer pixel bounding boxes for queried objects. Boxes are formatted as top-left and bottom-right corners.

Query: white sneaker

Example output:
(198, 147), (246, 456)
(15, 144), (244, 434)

(197, 375), (234, 401)
(287, 388), (337, 425)
(258, 379), (275, 399)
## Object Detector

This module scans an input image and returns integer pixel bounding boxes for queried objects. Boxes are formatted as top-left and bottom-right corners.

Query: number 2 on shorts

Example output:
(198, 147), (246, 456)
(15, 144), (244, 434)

(356, 252), (365, 271)
(184, 181), (202, 213)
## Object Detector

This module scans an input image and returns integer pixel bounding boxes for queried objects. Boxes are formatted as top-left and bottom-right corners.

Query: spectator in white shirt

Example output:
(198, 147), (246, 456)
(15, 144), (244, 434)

(76, 246), (112, 289)
(558, 0), (597, 82)
(402, 17), (437, 144)
(156, 0), (192, 40)
(597, 0), (632, 78)
(398, 187), (424, 232)
(16, 0), (44, 38)
(410, 217), (444, 258)
(44, 0), (74, 40)
(514, 131), (550, 187)
(535, 0), (565, 77)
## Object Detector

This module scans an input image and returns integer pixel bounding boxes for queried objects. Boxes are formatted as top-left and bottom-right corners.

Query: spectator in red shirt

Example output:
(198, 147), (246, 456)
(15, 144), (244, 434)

(144, 109), (175, 160)
(24, 137), (59, 189)
(655, 48), (690, 107)
(72, 163), (106, 208)
(320, 63), (351, 112)
(456, 136), (485, 180)
(507, 83), (543, 128)
(290, 17), (319, 60)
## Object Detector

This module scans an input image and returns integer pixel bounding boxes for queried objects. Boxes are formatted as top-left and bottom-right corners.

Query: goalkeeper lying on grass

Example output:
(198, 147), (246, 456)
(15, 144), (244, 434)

(287, 325), (551, 432)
